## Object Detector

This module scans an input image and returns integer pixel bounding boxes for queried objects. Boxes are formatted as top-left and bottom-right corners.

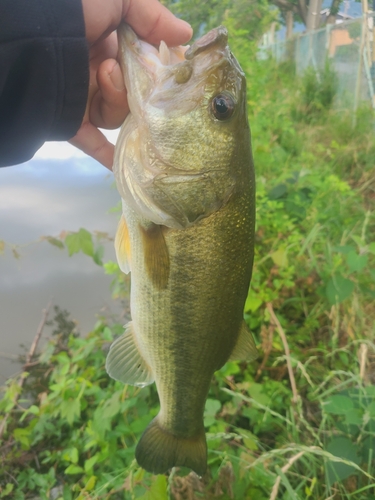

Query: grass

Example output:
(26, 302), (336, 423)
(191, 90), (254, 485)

(0, 37), (375, 500)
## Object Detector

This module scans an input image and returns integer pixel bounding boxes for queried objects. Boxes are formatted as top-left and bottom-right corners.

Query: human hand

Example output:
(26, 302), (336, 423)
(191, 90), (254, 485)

(69, 0), (192, 170)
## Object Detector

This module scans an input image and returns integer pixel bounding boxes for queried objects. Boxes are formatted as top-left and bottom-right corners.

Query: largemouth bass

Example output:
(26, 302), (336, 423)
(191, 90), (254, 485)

(106, 23), (257, 476)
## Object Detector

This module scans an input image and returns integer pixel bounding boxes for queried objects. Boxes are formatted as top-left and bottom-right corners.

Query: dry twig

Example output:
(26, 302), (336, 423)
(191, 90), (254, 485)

(269, 451), (305, 500)
(0, 301), (52, 439)
(266, 302), (299, 404)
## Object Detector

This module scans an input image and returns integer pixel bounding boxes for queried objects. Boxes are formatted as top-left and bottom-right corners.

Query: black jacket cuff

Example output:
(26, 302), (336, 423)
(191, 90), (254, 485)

(0, 0), (89, 166)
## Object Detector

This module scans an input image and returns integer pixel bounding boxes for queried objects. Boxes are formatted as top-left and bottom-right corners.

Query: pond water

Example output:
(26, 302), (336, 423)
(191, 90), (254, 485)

(0, 141), (122, 383)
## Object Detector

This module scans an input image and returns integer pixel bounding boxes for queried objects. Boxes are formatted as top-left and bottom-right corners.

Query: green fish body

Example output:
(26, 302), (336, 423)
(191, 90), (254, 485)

(106, 24), (257, 476)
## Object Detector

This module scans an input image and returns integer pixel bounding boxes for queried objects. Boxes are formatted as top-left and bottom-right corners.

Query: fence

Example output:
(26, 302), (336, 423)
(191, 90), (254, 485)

(259, 15), (375, 110)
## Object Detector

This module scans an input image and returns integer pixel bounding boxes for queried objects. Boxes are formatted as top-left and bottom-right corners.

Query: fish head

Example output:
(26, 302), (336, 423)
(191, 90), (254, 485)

(115, 24), (252, 228)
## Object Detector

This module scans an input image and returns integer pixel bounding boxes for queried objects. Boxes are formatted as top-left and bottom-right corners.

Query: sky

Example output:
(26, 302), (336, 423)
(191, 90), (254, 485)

(0, 130), (122, 382)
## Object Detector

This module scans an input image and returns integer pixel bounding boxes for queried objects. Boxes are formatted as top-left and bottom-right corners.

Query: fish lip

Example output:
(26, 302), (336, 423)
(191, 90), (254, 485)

(185, 26), (228, 60)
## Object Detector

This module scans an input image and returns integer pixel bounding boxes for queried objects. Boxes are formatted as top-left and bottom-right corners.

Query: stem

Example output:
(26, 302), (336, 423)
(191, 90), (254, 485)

(266, 303), (299, 404)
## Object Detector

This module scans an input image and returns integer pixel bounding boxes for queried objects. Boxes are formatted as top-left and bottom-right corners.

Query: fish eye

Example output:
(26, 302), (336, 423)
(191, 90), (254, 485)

(211, 92), (236, 121)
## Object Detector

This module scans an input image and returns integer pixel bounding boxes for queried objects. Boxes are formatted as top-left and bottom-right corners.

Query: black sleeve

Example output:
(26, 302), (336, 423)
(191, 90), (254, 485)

(0, 0), (89, 167)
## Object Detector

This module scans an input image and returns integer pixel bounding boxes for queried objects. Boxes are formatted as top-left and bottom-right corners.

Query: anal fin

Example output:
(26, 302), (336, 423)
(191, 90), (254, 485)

(229, 320), (258, 362)
(105, 322), (154, 387)
(115, 215), (131, 274)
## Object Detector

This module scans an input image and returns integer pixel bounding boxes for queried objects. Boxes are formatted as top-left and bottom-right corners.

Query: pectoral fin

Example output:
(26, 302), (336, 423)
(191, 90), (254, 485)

(229, 321), (258, 362)
(140, 223), (170, 290)
(115, 216), (131, 274)
(105, 322), (154, 387)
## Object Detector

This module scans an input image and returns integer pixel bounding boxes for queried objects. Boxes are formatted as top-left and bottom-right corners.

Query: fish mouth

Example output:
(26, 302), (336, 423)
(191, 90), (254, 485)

(118, 24), (229, 78)
(185, 26), (228, 60)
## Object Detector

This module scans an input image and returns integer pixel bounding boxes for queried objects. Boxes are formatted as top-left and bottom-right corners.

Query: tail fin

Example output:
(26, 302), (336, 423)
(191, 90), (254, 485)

(135, 416), (207, 476)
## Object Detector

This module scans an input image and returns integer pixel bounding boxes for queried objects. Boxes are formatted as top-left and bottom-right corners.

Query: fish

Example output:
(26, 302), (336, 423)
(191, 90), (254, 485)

(106, 23), (257, 476)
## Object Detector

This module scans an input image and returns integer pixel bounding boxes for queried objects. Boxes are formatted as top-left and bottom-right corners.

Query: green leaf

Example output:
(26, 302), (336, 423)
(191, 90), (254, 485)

(346, 251), (368, 273)
(325, 274), (354, 305)
(104, 260), (119, 274)
(368, 242), (375, 255)
(332, 245), (356, 254)
(248, 383), (271, 406)
(60, 399), (81, 425)
(63, 484), (73, 500)
(344, 408), (363, 426)
(244, 292), (262, 313)
(84, 455), (99, 473)
(137, 475), (168, 500)
(65, 228), (94, 257)
(64, 464), (84, 475)
(238, 428), (258, 450)
(323, 395), (354, 415)
(368, 401), (375, 419)
(84, 475), (97, 491)
(325, 437), (360, 487)
(44, 236), (65, 250)
(268, 183), (287, 200)
(62, 447), (79, 464)
(13, 428), (31, 449)
(205, 399), (221, 417)
(20, 404), (40, 421)
(0, 483), (14, 497)
(219, 361), (240, 377)
(204, 399), (221, 428)
(270, 248), (288, 267)
(102, 391), (122, 419)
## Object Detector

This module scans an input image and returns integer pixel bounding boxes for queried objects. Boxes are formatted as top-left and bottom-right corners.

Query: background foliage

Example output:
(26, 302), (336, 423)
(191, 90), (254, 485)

(1, 5), (375, 500)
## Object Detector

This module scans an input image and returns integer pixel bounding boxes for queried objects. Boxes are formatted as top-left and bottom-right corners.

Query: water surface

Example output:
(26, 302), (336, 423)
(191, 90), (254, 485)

(0, 149), (121, 383)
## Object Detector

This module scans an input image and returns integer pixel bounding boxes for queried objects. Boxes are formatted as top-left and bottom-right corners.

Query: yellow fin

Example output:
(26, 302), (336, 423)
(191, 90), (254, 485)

(105, 322), (154, 387)
(135, 416), (207, 476)
(229, 321), (258, 362)
(140, 224), (170, 290)
(115, 216), (131, 274)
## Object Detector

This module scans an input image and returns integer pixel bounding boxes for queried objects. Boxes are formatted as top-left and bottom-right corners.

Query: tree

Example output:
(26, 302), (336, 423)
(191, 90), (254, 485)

(270, 0), (343, 32)
(162, 0), (276, 41)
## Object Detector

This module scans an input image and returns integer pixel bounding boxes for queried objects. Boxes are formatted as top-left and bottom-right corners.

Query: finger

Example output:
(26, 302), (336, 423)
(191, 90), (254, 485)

(90, 59), (129, 129)
(89, 32), (118, 67)
(82, 0), (123, 43)
(123, 0), (192, 46)
(69, 123), (114, 170)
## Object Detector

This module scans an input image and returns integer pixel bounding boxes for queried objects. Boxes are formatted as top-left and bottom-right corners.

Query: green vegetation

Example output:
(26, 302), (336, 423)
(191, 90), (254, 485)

(1, 28), (375, 500)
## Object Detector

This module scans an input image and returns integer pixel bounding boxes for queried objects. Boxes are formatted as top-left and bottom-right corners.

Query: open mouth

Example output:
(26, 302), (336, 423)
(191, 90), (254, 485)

(119, 24), (229, 75)
(119, 24), (189, 74)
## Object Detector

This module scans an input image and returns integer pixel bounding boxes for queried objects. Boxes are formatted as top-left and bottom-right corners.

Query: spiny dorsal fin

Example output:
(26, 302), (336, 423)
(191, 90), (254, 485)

(105, 322), (154, 387)
(115, 215), (131, 274)
(140, 224), (170, 290)
(135, 416), (207, 476)
(229, 320), (258, 362)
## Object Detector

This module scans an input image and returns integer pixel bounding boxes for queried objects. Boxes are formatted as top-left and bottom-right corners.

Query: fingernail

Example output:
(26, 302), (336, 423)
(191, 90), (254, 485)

(110, 63), (125, 91)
